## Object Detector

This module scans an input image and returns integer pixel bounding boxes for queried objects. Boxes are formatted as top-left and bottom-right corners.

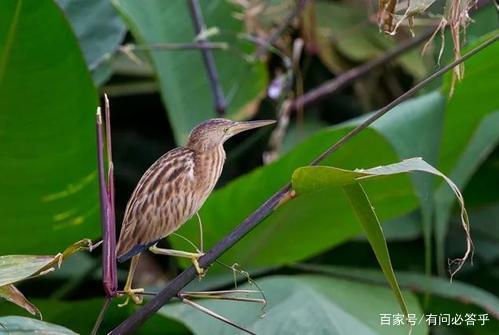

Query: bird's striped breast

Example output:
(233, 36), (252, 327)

(116, 145), (226, 262)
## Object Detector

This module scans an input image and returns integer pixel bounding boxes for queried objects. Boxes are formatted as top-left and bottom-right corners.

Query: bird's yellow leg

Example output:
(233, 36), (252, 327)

(149, 244), (205, 276)
(195, 212), (204, 253)
(117, 255), (144, 307)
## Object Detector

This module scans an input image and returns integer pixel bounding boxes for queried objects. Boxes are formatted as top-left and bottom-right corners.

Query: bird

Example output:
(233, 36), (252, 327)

(116, 118), (275, 305)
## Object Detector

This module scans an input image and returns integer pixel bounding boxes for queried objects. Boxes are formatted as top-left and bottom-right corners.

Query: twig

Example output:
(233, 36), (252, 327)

(121, 42), (228, 52)
(109, 33), (498, 335)
(182, 298), (256, 335)
(255, 0), (309, 58)
(91, 297), (111, 335)
(188, 0), (226, 116)
(292, 28), (435, 111)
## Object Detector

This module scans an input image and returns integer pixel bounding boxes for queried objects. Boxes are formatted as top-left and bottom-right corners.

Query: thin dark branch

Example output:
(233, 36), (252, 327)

(91, 297), (112, 335)
(293, 28), (434, 111)
(121, 42), (228, 51)
(255, 0), (309, 58)
(109, 33), (498, 334)
(188, 0), (226, 116)
(309, 34), (498, 164)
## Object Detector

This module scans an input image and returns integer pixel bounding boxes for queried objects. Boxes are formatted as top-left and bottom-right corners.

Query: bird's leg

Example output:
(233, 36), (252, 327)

(149, 244), (205, 276)
(195, 212), (204, 253)
(179, 295), (258, 335)
(117, 255), (144, 307)
(175, 264), (266, 335)
(179, 290), (266, 303)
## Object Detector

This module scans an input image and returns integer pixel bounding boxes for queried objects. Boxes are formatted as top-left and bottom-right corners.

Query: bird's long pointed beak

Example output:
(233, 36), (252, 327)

(228, 120), (276, 136)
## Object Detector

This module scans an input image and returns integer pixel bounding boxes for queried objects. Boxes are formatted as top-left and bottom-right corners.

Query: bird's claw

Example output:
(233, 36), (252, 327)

(192, 253), (205, 279)
(117, 288), (144, 307)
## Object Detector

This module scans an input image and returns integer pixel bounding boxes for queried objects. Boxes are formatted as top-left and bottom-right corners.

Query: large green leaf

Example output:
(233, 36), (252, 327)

(159, 275), (427, 335)
(0, 298), (188, 334)
(0, 316), (77, 335)
(0, 0), (100, 254)
(291, 157), (471, 317)
(439, 32), (499, 174)
(371, 92), (444, 268)
(295, 157), (472, 278)
(293, 264), (499, 320)
(111, 0), (267, 144)
(55, 0), (126, 84)
(343, 183), (409, 322)
(434, 33), (499, 272)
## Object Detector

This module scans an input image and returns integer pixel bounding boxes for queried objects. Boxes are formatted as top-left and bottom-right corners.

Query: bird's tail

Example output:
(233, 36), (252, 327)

(116, 239), (160, 263)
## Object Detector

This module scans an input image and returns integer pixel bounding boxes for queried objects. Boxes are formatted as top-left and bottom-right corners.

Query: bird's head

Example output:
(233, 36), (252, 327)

(186, 118), (276, 151)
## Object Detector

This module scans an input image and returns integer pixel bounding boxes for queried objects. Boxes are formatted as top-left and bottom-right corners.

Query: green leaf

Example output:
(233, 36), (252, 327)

(468, 203), (499, 263)
(343, 183), (409, 322)
(0, 0), (100, 254)
(0, 298), (189, 335)
(294, 157), (472, 278)
(312, 1), (428, 78)
(159, 275), (427, 335)
(439, 32), (499, 173)
(0, 240), (92, 287)
(55, 0), (127, 85)
(111, 0), (267, 144)
(293, 264), (499, 320)
(434, 33), (499, 272)
(291, 156), (468, 321)
(0, 316), (76, 335)
(370, 91), (444, 274)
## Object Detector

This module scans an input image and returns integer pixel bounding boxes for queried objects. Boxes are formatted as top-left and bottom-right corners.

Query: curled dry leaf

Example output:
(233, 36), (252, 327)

(292, 157), (473, 279)
(0, 284), (41, 318)
(441, 0), (477, 95)
(381, 0), (477, 95)
(0, 239), (94, 288)
(0, 239), (94, 318)
(390, 0), (437, 36)
(378, 0), (398, 33)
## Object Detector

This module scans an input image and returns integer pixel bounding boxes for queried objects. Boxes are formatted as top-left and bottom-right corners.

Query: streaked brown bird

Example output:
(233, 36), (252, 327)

(116, 118), (275, 304)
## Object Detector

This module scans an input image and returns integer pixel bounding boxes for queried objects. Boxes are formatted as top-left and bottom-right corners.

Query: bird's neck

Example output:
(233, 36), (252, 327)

(194, 144), (226, 188)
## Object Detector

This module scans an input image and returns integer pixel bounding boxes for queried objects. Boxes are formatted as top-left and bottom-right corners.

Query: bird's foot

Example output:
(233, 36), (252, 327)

(117, 287), (144, 307)
(149, 245), (206, 279)
(191, 252), (205, 279)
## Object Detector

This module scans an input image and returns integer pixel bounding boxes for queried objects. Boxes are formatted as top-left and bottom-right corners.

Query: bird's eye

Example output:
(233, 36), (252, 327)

(224, 127), (229, 132)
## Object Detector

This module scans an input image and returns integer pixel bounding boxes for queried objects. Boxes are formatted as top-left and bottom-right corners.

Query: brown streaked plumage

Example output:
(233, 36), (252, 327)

(116, 118), (275, 305)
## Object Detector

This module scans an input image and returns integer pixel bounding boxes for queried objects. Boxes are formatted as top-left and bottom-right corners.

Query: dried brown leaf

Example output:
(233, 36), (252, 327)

(0, 284), (41, 318)
(378, 0), (398, 33)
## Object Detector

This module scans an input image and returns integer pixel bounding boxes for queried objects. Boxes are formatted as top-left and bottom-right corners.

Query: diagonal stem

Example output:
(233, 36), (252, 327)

(182, 298), (256, 335)
(109, 33), (498, 334)
(188, 0), (226, 116)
